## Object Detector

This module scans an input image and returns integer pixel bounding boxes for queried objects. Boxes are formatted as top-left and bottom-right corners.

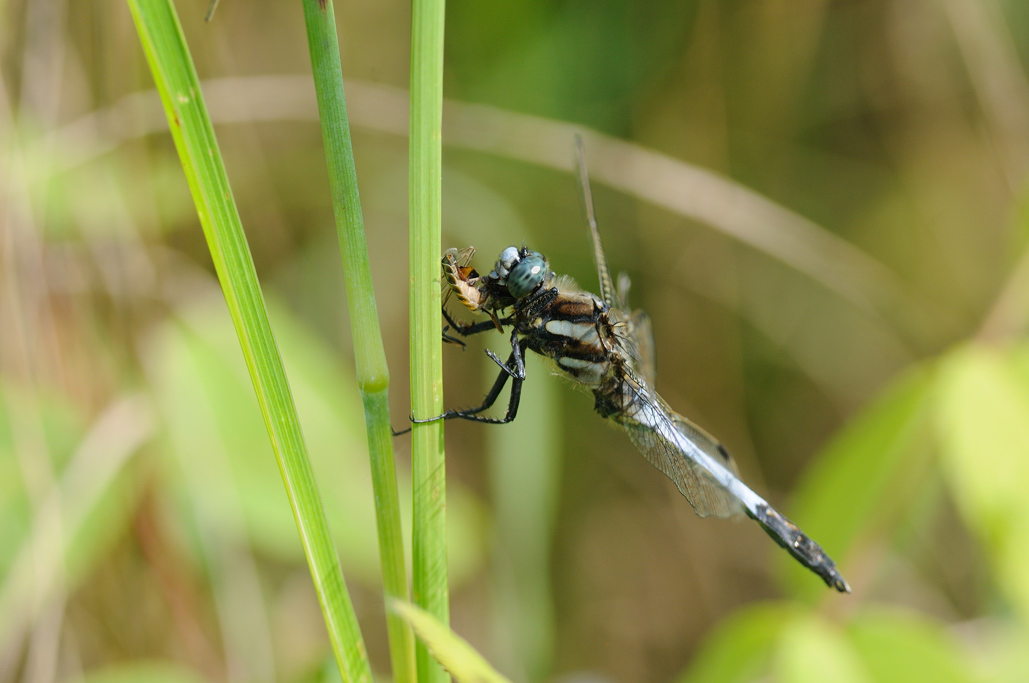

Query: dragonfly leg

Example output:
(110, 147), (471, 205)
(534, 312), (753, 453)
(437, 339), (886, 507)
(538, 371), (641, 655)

(394, 321), (520, 436)
(484, 348), (521, 380)
(393, 323), (523, 436)
(442, 325), (467, 348)
(442, 307), (504, 337)
(411, 330), (526, 426)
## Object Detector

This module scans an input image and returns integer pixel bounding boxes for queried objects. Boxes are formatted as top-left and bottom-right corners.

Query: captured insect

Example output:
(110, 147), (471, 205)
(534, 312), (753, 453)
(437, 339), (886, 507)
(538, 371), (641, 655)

(414, 137), (849, 592)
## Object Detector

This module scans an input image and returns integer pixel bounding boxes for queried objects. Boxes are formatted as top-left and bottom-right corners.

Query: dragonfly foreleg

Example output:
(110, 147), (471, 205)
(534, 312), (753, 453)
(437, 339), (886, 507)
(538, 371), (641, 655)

(442, 307), (503, 337)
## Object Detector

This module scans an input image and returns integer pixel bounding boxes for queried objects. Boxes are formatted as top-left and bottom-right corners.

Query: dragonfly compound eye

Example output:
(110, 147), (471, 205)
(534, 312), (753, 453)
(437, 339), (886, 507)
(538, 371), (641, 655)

(495, 246), (520, 278)
(507, 254), (547, 298)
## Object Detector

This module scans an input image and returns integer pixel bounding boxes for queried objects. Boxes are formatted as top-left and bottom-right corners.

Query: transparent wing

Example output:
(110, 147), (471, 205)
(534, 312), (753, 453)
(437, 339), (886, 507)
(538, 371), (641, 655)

(617, 272), (633, 311)
(606, 304), (655, 390)
(613, 380), (744, 519)
(603, 295), (849, 590)
(603, 277), (743, 517)
(608, 358), (850, 590)
(626, 309), (656, 386)
(574, 135), (623, 310)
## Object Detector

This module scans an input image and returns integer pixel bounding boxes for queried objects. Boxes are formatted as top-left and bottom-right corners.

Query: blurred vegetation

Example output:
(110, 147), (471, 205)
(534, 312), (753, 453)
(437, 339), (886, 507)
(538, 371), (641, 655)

(4, 0), (1029, 681)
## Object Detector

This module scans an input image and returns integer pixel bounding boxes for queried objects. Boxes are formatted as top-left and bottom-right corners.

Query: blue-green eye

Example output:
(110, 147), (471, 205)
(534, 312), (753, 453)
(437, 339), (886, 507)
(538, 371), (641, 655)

(508, 254), (547, 298)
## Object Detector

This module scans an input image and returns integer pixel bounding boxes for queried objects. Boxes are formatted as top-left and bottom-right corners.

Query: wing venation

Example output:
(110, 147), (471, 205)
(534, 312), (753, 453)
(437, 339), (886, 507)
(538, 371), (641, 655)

(613, 384), (743, 519)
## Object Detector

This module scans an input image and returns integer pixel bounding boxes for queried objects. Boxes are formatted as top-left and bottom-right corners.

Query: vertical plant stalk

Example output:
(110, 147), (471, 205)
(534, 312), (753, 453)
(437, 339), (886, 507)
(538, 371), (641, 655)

(300, 1), (416, 682)
(410, 0), (449, 680)
(126, 0), (371, 681)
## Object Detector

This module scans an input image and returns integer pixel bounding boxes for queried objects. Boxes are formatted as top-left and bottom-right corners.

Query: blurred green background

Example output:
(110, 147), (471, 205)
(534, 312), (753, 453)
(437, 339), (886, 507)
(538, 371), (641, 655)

(4, 0), (1029, 681)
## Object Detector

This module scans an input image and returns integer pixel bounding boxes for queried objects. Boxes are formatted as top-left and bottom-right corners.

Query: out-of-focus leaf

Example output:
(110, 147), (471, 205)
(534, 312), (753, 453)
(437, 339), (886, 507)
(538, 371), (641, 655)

(31, 158), (190, 240)
(0, 386), (85, 574)
(390, 600), (512, 683)
(0, 396), (149, 648)
(682, 605), (979, 683)
(935, 344), (1029, 622)
(448, 0), (697, 133)
(676, 603), (803, 683)
(486, 352), (560, 681)
(846, 609), (976, 683)
(773, 614), (869, 683)
(61, 452), (141, 584)
(76, 661), (205, 683)
(143, 294), (485, 584)
(783, 366), (937, 598)
(962, 619), (1029, 682)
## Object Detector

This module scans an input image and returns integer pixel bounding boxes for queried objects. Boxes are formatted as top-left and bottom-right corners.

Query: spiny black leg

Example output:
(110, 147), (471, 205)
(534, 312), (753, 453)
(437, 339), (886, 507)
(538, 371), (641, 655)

(440, 330), (526, 424)
(443, 307), (505, 337)
(442, 326), (467, 348)
(409, 350), (516, 423)
(412, 330), (526, 426)
(396, 330), (499, 434)
(421, 348), (516, 422)
(394, 316), (518, 436)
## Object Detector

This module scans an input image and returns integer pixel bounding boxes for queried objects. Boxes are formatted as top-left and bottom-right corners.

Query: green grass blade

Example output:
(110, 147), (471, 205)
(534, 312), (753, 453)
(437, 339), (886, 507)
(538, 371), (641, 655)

(391, 600), (512, 683)
(410, 0), (449, 680)
(301, 1), (416, 681)
(125, 1), (371, 680)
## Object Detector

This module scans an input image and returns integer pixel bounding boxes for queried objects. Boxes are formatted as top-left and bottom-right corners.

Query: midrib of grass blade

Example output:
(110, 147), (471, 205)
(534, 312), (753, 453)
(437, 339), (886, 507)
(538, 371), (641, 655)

(301, 1), (416, 682)
(125, 1), (371, 680)
(410, 0), (450, 681)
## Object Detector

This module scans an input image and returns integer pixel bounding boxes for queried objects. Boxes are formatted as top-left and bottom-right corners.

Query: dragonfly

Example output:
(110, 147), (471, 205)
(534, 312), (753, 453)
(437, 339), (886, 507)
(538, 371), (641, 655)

(416, 137), (849, 592)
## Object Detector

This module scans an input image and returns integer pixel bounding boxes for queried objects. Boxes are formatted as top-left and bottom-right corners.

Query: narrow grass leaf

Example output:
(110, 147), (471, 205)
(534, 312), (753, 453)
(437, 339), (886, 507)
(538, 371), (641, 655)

(410, 0), (450, 680)
(391, 600), (513, 683)
(125, 1), (370, 679)
(301, 1), (415, 680)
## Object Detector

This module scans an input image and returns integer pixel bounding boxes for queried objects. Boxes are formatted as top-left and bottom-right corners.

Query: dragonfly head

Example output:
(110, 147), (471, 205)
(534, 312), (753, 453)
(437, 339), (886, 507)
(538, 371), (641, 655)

(492, 246), (549, 299)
